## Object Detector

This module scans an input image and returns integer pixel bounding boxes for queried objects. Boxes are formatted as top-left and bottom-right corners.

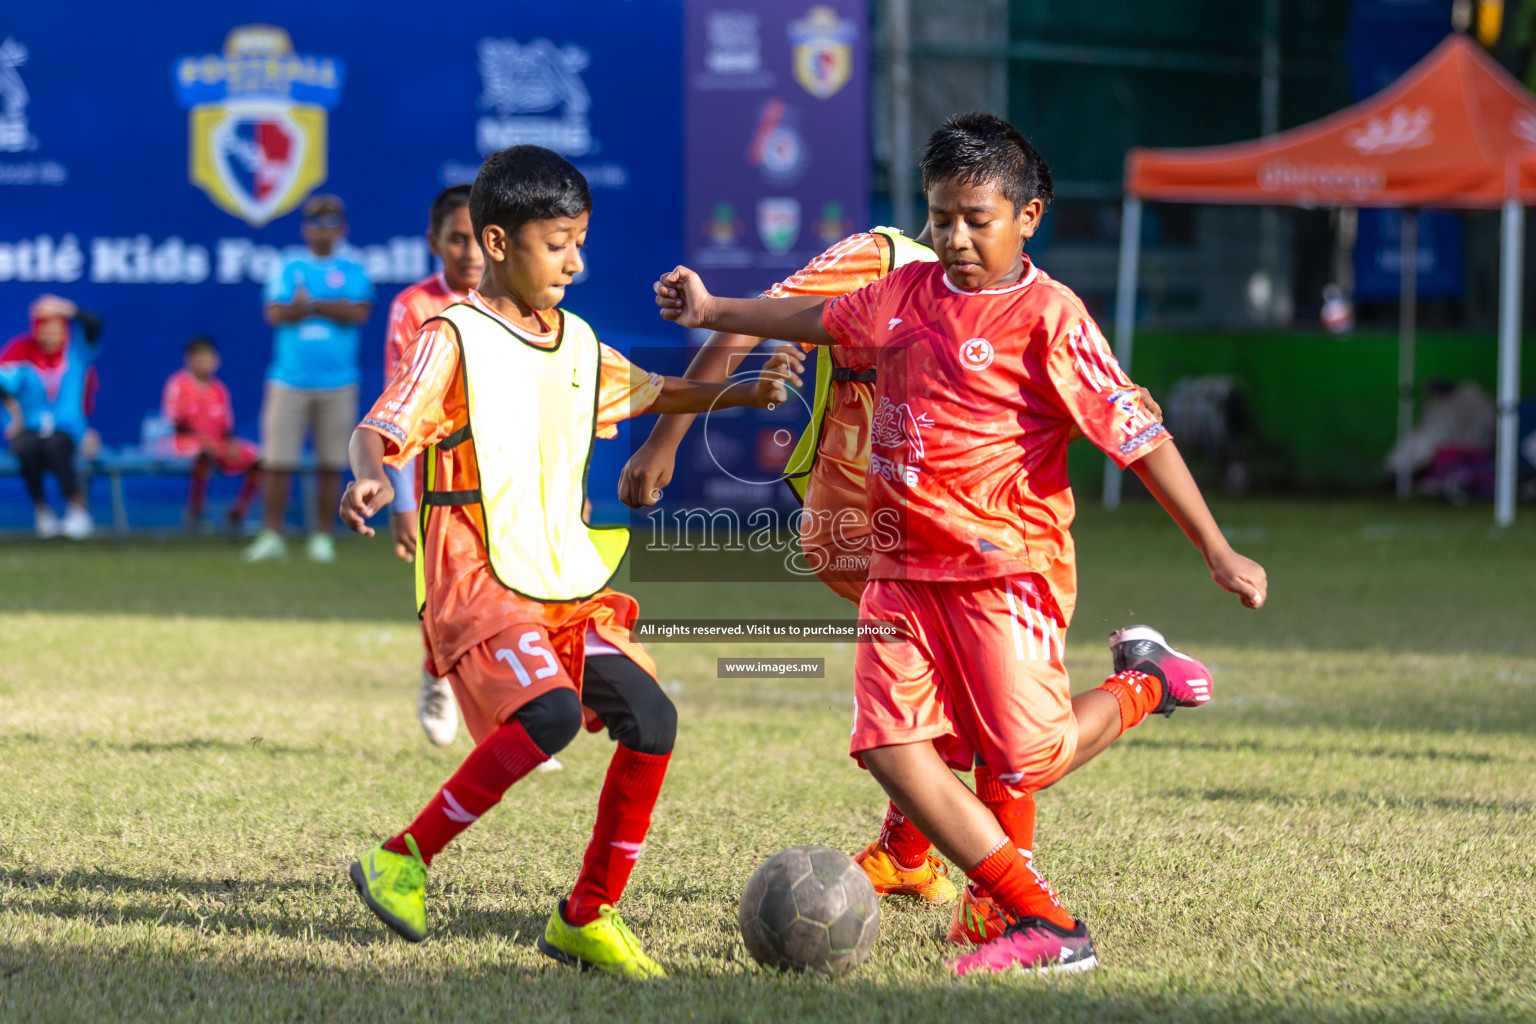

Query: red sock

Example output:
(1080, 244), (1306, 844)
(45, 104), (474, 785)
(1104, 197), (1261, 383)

(878, 801), (932, 870)
(565, 746), (670, 926)
(187, 462), (211, 519)
(973, 765), (1036, 857)
(383, 717), (547, 864)
(966, 839), (1074, 931)
(230, 470), (260, 516)
(1096, 669), (1164, 734)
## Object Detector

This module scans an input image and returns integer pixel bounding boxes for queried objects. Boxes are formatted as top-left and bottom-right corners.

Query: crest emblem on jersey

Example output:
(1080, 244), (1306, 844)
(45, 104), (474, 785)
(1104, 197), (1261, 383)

(757, 197), (801, 255)
(173, 25), (344, 226)
(959, 337), (995, 371)
(788, 6), (856, 100)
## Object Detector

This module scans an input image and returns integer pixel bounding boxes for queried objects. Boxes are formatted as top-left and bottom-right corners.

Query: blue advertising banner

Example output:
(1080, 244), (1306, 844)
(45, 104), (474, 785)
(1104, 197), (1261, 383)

(1347, 0), (1464, 301)
(0, 1), (686, 523)
(673, 0), (868, 512)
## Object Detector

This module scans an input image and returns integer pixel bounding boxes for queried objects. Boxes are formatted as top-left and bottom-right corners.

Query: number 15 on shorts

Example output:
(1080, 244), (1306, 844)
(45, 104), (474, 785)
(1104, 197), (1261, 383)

(495, 631), (560, 688)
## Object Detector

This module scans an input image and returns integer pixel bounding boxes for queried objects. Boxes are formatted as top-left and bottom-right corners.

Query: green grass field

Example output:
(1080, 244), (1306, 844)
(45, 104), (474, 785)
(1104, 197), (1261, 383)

(2, 499), (1534, 1022)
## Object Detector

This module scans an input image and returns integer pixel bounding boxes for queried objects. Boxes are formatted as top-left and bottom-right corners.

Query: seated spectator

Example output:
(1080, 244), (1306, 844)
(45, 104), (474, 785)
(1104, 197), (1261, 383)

(1384, 378), (1497, 499)
(0, 294), (100, 539)
(161, 336), (262, 531)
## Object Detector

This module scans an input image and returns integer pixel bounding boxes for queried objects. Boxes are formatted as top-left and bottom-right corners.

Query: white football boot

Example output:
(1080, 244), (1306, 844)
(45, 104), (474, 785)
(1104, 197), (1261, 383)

(418, 669), (459, 746)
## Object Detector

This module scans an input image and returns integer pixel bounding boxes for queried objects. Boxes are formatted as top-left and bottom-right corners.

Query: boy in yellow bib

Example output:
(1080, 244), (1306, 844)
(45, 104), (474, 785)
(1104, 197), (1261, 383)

(339, 145), (795, 977)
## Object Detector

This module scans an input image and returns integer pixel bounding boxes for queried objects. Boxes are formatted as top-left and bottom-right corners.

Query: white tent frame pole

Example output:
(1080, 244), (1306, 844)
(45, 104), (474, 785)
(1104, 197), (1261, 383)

(1496, 198), (1524, 527)
(1396, 209), (1418, 500)
(1103, 195), (1143, 510)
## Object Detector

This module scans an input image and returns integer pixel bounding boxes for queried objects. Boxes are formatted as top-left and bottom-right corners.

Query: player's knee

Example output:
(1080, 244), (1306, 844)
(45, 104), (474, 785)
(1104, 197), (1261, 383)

(609, 687), (676, 756)
(513, 688), (583, 756)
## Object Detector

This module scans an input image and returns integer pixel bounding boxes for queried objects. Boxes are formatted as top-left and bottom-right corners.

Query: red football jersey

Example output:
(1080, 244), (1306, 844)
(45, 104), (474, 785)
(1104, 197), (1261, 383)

(822, 257), (1168, 619)
(161, 368), (233, 440)
(384, 272), (468, 382)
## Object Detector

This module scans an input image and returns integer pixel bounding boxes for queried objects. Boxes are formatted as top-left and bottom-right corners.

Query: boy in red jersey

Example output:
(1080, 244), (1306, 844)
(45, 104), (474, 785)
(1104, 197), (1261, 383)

(622, 222), (1162, 939)
(340, 146), (797, 977)
(654, 113), (1266, 974)
(381, 185), (483, 747)
(160, 337), (261, 531)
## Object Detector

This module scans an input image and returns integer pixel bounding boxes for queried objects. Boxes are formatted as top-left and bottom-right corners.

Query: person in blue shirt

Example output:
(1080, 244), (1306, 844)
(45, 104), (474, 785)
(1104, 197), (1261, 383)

(248, 194), (374, 563)
(0, 294), (101, 539)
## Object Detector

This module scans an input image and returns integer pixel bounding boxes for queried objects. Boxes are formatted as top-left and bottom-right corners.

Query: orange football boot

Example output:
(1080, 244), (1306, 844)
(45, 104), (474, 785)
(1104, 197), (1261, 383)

(946, 884), (1017, 945)
(853, 842), (958, 903)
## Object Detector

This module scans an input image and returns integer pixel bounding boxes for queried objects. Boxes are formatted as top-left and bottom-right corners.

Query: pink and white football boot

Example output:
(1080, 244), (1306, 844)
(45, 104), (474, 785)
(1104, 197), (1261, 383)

(950, 915), (1098, 976)
(1108, 625), (1212, 714)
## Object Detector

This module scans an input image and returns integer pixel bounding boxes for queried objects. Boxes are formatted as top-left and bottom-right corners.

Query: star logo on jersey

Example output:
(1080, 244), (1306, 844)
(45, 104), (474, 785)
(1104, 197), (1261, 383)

(959, 337), (994, 371)
(173, 25), (344, 226)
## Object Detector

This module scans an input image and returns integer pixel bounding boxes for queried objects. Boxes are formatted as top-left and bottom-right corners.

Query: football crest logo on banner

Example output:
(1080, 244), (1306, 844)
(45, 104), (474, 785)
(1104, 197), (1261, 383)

(788, 6), (855, 100)
(172, 25), (345, 226)
(757, 197), (801, 256)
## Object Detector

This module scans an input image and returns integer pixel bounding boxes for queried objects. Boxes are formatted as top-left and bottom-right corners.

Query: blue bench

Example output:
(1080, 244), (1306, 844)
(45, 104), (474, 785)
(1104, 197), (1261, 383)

(0, 447), (319, 535)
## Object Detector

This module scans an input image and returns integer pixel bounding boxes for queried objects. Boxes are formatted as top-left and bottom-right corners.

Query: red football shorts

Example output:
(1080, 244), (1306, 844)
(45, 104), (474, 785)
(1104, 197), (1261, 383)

(446, 619), (655, 746)
(852, 574), (1078, 796)
(167, 435), (261, 473)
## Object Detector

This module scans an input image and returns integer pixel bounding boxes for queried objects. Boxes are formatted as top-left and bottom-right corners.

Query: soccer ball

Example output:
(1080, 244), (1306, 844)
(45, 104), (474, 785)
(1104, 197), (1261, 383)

(738, 844), (880, 977)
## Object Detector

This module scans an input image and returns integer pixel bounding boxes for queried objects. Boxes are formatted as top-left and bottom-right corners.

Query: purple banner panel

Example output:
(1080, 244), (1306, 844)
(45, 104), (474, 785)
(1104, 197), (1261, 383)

(684, 0), (869, 300)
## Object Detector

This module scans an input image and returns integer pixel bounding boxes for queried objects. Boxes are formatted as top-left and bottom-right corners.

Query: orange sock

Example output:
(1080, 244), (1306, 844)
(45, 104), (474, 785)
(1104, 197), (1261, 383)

(965, 838), (1074, 931)
(1096, 669), (1164, 734)
(973, 765), (1036, 856)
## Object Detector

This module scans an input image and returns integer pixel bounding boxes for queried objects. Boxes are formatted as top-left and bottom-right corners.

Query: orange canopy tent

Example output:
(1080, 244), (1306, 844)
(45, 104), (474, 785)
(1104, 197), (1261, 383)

(1109, 35), (1533, 524)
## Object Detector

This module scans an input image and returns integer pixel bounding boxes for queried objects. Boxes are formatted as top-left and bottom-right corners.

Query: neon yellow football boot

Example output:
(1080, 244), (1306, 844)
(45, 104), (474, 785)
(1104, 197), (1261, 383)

(538, 901), (667, 980)
(349, 834), (428, 942)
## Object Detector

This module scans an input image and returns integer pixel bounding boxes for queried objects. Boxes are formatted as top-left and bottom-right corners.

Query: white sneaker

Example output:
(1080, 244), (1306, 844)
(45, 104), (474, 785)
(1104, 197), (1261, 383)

(61, 503), (93, 540)
(244, 530), (287, 562)
(34, 506), (60, 539)
(305, 533), (336, 563)
(418, 669), (458, 746)
(537, 757), (564, 773)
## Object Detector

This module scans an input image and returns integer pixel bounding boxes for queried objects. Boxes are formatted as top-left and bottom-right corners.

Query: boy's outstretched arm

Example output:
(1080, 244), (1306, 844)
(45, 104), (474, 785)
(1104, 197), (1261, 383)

(645, 346), (804, 416)
(619, 331), (764, 508)
(1130, 443), (1268, 609)
(339, 429), (395, 538)
(655, 267), (832, 345)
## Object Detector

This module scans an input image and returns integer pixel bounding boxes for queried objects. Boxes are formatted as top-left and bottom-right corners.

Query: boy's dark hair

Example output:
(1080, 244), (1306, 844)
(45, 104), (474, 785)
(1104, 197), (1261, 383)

(469, 146), (592, 242)
(920, 112), (1054, 213)
(185, 336), (218, 356)
(428, 184), (472, 236)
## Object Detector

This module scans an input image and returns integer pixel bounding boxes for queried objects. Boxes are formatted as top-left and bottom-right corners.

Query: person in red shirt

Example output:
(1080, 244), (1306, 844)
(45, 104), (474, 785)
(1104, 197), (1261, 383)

(623, 223), (1163, 940)
(380, 184), (484, 748)
(653, 113), (1267, 975)
(161, 337), (261, 530)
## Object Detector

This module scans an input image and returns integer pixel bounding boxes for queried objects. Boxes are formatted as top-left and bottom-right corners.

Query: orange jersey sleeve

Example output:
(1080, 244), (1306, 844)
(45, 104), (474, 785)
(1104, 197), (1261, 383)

(383, 293), (417, 383)
(359, 320), (465, 467)
(595, 342), (663, 438)
(1045, 316), (1169, 468)
(765, 232), (891, 351)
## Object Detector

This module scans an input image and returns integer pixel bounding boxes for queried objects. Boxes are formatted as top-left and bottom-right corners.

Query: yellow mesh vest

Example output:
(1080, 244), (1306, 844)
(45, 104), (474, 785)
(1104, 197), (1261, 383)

(414, 303), (628, 612)
(783, 228), (938, 503)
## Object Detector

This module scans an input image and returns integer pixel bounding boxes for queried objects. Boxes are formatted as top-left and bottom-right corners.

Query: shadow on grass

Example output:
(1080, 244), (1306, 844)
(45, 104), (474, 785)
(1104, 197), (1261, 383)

(1, 935), (1526, 1024)
(1122, 734), (1504, 764)
(2, 867), (552, 946)
(0, 733), (324, 758)
(1172, 786), (1535, 815)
